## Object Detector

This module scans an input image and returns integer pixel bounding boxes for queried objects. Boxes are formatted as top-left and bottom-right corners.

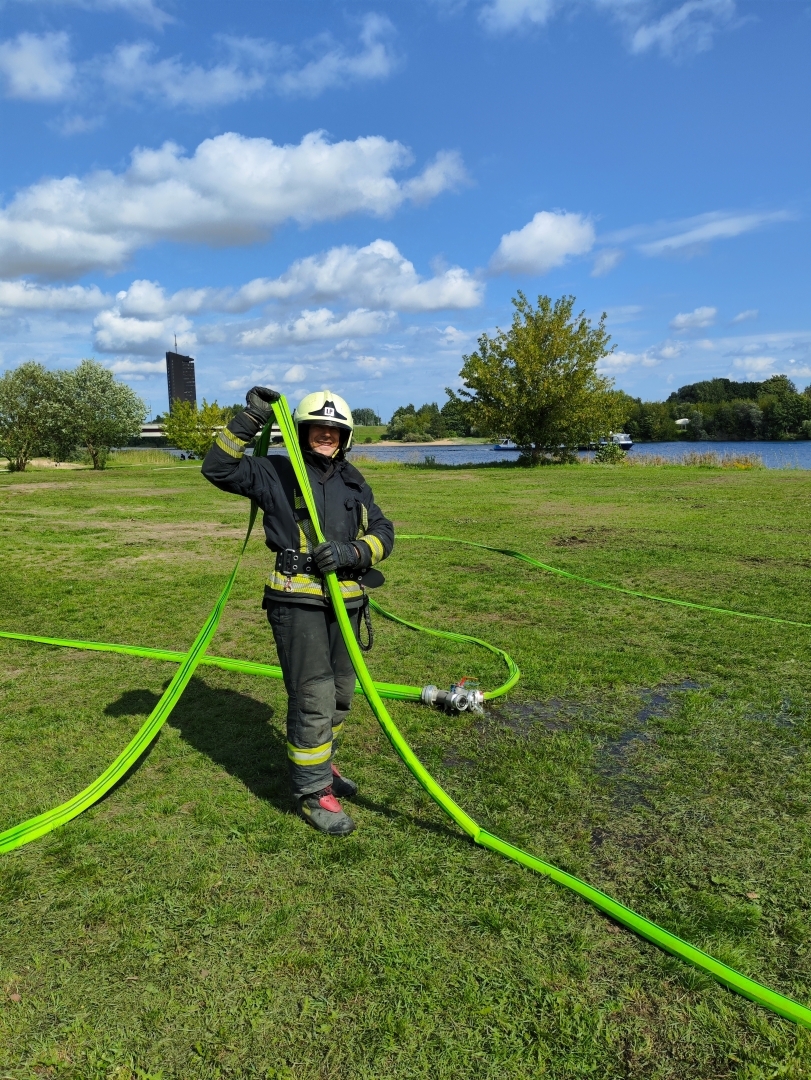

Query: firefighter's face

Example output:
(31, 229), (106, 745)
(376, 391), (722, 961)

(308, 424), (341, 456)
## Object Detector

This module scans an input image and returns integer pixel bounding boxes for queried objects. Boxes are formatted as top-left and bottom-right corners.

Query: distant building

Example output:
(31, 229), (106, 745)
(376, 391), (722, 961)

(166, 351), (197, 412)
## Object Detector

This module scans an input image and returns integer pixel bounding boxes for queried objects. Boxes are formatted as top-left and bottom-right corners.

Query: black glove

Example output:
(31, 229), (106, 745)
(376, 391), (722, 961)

(313, 540), (361, 576)
(245, 386), (280, 425)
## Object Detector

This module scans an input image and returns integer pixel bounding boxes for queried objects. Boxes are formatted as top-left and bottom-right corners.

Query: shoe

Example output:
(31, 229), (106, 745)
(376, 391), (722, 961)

(297, 786), (355, 836)
(330, 763), (358, 799)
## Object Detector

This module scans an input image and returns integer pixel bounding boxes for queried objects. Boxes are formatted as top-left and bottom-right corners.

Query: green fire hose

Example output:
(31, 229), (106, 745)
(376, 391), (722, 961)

(1, 395), (810, 1030)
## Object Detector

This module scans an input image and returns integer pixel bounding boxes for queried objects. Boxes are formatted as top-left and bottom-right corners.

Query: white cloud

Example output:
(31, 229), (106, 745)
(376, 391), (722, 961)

(591, 247), (624, 276)
(638, 210), (789, 256)
(598, 348), (661, 374)
(0, 131), (465, 279)
(0, 279), (109, 312)
(630, 0), (736, 58)
(93, 308), (195, 354)
(53, 112), (104, 136)
(99, 41), (266, 107)
(276, 14), (398, 97)
(603, 304), (643, 324)
(670, 306), (717, 331)
(283, 364), (308, 383)
(1, 19), (397, 114)
(111, 241), (482, 318)
(732, 355), (777, 378)
(732, 308), (758, 323)
(238, 308), (392, 348)
(490, 210), (595, 275)
(10, 0), (173, 30)
(438, 325), (473, 347)
(399, 151), (468, 205)
(115, 279), (217, 318)
(233, 240), (481, 313)
(477, 0), (740, 58)
(354, 354), (390, 378)
(479, 0), (556, 32)
(106, 358), (166, 375)
(0, 32), (75, 101)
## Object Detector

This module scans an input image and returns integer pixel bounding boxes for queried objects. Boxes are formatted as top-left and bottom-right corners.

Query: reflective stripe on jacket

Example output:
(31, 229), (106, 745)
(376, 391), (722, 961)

(201, 410), (394, 607)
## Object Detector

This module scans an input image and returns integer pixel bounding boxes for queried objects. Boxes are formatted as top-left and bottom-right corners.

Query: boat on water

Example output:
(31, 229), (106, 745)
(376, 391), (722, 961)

(493, 438), (518, 450)
(597, 433), (633, 451)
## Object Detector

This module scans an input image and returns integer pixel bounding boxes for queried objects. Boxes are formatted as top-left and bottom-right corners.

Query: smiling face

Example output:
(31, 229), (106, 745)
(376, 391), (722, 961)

(307, 423), (342, 457)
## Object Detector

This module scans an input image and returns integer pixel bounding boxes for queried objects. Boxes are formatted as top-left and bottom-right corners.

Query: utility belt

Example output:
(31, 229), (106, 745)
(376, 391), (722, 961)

(273, 547), (385, 588)
(270, 547), (379, 651)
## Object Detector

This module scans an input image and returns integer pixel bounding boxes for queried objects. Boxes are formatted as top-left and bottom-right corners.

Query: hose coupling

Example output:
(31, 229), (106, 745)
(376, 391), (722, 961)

(421, 680), (484, 714)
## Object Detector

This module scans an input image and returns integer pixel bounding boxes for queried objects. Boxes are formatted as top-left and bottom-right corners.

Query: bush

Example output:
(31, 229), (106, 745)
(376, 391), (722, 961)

(594, 441), (627, 464)
(163, 399), (233, 458)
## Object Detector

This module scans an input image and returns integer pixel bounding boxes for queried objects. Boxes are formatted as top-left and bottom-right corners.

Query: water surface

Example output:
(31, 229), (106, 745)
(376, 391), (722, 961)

(346, 440), (811, 470)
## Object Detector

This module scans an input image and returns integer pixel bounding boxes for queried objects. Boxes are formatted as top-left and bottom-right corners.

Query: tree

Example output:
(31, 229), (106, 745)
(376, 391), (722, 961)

(353, 407), (382, 426)
(758, 375), (809, 440)
(457, 292), (623, 463)
(163, 399), (235, 458)
(440, 392), (474, 437)
(67, 359), (146, 469)
(385, 402), (448, 441)
(0, 362), (61, 471)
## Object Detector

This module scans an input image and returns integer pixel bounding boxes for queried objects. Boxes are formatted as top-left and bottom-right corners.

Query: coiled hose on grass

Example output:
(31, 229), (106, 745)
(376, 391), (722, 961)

(1, 397), (810, 1030)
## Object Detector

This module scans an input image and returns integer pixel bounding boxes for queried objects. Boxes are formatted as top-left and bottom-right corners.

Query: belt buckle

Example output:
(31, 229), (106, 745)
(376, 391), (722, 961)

(281, 548), (299, 575)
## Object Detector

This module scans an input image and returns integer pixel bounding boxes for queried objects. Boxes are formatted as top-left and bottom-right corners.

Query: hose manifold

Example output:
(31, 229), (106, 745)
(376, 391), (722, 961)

(421, 681), (484, 714)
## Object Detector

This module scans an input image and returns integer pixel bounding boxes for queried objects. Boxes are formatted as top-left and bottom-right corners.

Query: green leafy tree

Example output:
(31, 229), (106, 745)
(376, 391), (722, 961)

(457, 292), (622, 463)
(757, 375), (809, 440)
(668, 378), (763, 404)
(440, 391), (473, 437)
(67, 360), (146, 469)
(385, 402), (448, 441)
(623, 397), (680, 442)
(163, 399), (234, 458)
(0, 361), (61, 471)
(353, 407), (382, 426)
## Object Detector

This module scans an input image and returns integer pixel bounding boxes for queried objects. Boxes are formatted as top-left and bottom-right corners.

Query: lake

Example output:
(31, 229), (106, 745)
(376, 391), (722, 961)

(346, 440), (811, 469)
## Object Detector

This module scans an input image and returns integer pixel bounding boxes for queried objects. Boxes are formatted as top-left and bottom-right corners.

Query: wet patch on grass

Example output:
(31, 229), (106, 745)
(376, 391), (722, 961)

(749, 694), (805, 731)
(599, 679), (701, 768)
(481, 695), (583, 737)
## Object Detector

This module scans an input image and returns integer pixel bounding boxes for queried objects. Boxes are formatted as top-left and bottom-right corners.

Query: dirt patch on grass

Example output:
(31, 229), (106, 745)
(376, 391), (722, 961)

(549, 526), (616, 547)
(0, 481), (84, 494)
(18, 516), (247, 541)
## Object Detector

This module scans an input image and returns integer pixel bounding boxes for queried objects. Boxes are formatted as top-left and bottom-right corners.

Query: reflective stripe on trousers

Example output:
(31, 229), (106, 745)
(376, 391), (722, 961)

(266, 600), (361, 798)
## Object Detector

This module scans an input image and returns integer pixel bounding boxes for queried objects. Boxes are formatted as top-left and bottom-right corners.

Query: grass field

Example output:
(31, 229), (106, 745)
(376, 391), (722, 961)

(353, 426), (388, 443)
(2, 460), (811, 1079)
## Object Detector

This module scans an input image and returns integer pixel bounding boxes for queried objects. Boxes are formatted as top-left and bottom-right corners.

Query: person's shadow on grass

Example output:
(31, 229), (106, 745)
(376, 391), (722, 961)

(104, 676), (292, 812)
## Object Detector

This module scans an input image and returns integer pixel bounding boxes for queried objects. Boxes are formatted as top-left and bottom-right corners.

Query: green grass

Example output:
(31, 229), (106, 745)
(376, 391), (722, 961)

(2, 461), (811, 1078)
(106, 449), (179, 467)
(354, 425), (388, 443)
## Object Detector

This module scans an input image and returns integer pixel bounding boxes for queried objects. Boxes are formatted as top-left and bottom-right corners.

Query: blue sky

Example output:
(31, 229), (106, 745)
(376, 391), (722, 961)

(0, 0), (808, 419)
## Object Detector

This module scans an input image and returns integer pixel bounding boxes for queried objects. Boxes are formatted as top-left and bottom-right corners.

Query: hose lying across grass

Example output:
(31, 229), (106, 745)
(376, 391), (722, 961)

(1, 396), (810, 1031)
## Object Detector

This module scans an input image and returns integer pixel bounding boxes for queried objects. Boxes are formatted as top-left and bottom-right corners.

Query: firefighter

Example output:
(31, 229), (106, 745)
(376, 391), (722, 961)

(201, 387), (394, 836)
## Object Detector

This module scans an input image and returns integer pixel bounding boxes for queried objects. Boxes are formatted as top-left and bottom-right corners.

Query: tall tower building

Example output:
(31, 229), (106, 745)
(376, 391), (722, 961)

(166, 351), (197, 412)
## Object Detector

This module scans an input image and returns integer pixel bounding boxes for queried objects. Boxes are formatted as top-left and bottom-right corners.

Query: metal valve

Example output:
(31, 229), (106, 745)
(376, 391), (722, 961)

(421, 679), (484, 714)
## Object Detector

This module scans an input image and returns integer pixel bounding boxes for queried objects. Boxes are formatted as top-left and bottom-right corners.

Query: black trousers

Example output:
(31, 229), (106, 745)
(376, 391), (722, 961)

(266, 600), (361, 798)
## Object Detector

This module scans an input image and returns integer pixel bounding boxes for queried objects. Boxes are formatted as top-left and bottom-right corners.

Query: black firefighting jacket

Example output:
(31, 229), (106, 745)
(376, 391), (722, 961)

(201, 410), (394, 608)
